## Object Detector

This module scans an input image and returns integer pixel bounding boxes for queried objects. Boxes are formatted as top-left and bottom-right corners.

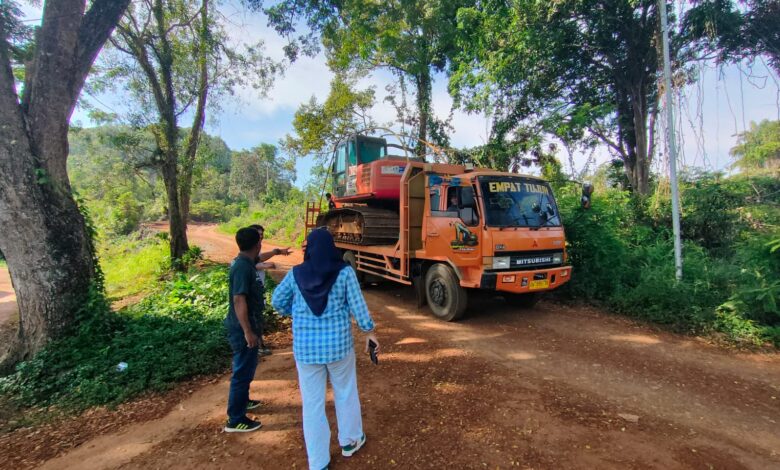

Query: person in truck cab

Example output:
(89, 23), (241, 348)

(447, 191), (459, 212)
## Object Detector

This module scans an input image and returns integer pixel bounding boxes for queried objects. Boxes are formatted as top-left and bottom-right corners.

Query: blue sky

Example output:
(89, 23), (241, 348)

(19, 3), (780, 188)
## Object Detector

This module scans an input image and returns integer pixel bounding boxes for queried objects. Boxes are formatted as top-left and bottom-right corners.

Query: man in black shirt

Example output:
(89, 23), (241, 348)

(224, 227), (265, 432)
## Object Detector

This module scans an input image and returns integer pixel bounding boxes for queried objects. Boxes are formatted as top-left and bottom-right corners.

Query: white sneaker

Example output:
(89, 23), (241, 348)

(341, 433), (366, 457)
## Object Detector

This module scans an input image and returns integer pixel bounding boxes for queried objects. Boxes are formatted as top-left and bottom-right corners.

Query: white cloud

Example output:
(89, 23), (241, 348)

(219, 4), (334, 118)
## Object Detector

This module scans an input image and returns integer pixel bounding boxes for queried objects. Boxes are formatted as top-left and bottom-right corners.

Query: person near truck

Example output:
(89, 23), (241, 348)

(325, 192), (337, 211)
(248, 224), (291, 357)
(272, 228), (379, 470)
(223, 227), (266, 433)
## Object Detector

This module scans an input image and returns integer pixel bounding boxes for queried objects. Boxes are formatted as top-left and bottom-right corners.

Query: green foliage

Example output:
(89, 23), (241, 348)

(67, 126), (272, 232)
(283, 75), (377, 160)
(449, 0), (684, 192)
(730, 120), (780, 172)
(189, 200), (244, 222)
(229, 144), (295, 202)
(220, 190), (307, 246)
(0, 265), (284, 412)
(683, 0), (780, 75)
(259, 0), (468, 153)
(101, 235), (170, 298)
(557, 173), (779, 346)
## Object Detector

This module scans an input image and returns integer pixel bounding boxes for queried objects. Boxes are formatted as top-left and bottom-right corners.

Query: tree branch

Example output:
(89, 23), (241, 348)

(108, 35), (133, 56)
(0, 15), (24, 133)
(182, 0), (210, 189)
(73, 0), (132, 103)
(165, 4), (205, 36)
(119, 27), (169, 122)
(588, 125), (626, 158)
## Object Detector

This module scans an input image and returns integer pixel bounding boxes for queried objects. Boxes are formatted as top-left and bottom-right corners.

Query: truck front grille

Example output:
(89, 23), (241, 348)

(489, 250), (564, 272)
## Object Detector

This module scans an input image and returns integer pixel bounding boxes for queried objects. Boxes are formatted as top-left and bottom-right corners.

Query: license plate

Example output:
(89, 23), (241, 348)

(529, 279), (549, 290)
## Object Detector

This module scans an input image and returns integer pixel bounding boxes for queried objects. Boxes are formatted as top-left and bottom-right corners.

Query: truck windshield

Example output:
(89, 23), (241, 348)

(479, 177), (561, 228)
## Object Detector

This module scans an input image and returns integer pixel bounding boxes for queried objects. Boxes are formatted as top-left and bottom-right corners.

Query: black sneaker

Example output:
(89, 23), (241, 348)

(259, 347), (272, 357)
(224, 417), (262, 433)
(246, 399), (264, 411)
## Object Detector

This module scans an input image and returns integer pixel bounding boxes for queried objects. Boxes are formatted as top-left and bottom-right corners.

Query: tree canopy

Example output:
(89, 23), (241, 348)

(730, 120), (780, 172)
(95, 0), (279, 261)
(683, 0), (780, 75)
(283, 74), (377, 161)
(448, 0), (680, 194)
(256, 0), (471, 155)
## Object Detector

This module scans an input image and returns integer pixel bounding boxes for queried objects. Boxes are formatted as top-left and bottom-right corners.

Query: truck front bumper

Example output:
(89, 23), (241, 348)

(479, 266), (572, 294)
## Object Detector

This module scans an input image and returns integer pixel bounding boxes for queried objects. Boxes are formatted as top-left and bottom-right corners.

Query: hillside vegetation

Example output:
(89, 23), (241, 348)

(555, 171), (779, 345)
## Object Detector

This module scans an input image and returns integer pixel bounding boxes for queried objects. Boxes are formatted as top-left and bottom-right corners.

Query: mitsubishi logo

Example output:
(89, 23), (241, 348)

(532, 240), (538, 248)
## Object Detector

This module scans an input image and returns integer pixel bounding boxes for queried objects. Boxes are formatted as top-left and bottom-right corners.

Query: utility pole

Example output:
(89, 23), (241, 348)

(659, 0), (683, 281)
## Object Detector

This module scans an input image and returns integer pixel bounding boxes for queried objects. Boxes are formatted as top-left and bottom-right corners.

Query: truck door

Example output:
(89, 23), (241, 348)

(425, 182), (482, 276)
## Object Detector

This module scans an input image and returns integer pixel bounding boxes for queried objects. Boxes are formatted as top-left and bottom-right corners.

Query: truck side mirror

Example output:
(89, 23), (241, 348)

(581, 183), (594, 209)
(460, 186), (476, 208)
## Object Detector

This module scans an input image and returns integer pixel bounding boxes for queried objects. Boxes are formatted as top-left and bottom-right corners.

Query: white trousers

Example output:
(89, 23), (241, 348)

(296, 349), (364, 470)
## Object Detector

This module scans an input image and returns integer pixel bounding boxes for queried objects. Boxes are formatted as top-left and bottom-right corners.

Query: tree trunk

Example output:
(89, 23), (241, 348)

(414, 69), (432, 158)
(630, 86), (650, 195)
(179, 0), (210, 227)
(0, 0), (131, 370)
(161, 157), (189, 261)
(623, 154), (638, 192)
(0, 115), (96, 369)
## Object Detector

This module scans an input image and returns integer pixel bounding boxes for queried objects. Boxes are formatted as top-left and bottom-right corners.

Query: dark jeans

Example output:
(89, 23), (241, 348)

(226, 328), (259, 424)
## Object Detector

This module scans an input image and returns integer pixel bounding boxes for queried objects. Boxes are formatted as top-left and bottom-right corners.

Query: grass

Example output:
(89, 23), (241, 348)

(0, 265), (231, 412)
(219, 198), (306, 246)
(0, 259), (6, 268)
(100, 236), (169, 299)
(0, 256), (285, 417)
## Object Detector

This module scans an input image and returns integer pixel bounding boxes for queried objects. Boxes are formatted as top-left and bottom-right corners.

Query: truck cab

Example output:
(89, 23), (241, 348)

(420, 170), (570, 319)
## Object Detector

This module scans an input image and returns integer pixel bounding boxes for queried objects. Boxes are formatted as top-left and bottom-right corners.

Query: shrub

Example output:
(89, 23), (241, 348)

(220, 194), (306, 246)
(109, 191), (144, 235)
(0, 265), (284, 411)
(101, 235), (169, 298)
(554, 175), (779, 346)
(556, 187), (634, 301)
(190, 200), (244, 222)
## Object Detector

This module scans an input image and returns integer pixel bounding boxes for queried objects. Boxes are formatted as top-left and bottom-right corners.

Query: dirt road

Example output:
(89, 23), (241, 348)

(14, 225), (780, 469)
(0, 267), (17, 326)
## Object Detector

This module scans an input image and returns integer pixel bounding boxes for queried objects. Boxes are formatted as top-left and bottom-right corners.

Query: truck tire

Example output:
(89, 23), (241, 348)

(504, 292), (541, 309)
(342, 251), (364, 284)
(425, 264), (468, 321)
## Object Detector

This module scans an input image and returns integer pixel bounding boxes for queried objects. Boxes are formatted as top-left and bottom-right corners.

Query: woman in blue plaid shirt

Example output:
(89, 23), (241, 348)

(272, 228), (379, 470)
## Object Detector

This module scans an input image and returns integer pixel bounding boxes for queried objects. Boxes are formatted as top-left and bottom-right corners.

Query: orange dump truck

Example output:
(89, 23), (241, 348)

(307, 135), (572, 321)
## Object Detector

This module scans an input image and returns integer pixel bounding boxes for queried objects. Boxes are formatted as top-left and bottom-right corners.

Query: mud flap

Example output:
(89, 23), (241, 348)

(413, 276), (427, 308)
(412, 264), (427, 308)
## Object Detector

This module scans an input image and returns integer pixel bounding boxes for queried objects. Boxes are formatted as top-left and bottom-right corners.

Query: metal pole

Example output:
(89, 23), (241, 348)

(659, 0), (683, 280)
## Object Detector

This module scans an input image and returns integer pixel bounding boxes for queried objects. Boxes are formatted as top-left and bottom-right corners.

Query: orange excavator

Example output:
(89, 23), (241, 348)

(306, 133), (580, 321)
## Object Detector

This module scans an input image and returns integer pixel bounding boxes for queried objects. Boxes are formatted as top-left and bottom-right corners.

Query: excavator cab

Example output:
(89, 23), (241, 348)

(330, 134), (419, 204)
(332, 136), (388, 198)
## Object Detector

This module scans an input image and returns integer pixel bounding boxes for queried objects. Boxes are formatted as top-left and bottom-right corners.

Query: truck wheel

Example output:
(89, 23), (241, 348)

(504, 293), (541, 309)
(342, 251), (364, 284)
(425, 264), (467, 321)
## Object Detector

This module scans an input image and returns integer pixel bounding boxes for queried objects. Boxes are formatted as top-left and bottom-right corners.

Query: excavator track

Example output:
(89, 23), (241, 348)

(317, 207), (399, 245)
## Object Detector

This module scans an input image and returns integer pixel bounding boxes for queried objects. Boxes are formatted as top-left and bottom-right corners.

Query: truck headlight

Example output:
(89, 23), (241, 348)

(492, 256), (510, 270)
(552, 253), (563, 265)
